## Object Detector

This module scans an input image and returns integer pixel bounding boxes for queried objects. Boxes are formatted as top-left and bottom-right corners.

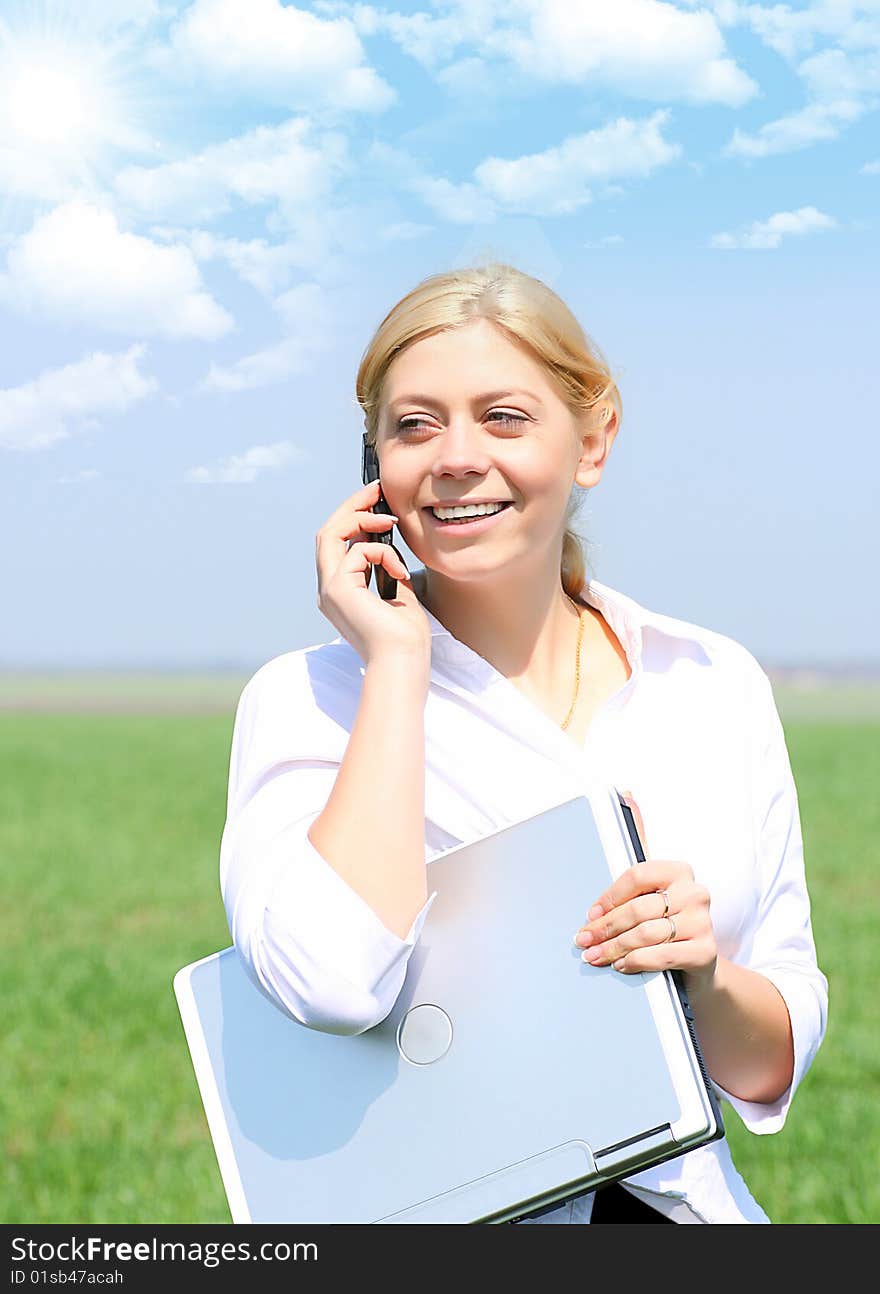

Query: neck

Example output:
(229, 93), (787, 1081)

(418, 563), (584, 691)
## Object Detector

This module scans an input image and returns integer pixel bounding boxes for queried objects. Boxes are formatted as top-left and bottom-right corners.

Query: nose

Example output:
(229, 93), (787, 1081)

(429, 419), (495, 479)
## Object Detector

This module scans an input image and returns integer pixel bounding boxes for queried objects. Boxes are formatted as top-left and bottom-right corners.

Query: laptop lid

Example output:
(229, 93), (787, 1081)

(174, 786), (721, 1224)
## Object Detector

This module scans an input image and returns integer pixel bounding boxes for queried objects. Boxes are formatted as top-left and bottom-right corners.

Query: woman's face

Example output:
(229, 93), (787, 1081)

(375, 318), (611, 581)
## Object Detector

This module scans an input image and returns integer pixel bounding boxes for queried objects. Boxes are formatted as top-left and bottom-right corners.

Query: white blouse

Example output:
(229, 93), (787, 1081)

(219, 577), (828, 1225)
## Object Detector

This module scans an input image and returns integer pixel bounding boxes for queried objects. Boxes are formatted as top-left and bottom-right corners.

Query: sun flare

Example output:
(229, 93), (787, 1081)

(6, 60), (95, 148)
(0, 20), (154, 207)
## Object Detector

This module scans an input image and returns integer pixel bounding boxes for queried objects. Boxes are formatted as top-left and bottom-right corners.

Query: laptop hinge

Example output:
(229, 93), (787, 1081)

(594, 1126), (673, 1176)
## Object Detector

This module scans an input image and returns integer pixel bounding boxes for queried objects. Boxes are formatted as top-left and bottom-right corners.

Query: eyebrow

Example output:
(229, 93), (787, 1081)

(387, 388), (543, 411)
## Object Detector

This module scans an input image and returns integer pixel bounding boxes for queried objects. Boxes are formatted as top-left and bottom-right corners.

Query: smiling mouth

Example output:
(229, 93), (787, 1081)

(423, 502), (514, 530)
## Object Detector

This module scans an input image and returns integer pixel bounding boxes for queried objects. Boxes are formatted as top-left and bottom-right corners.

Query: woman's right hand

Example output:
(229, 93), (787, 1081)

(315, 477), (432, 668)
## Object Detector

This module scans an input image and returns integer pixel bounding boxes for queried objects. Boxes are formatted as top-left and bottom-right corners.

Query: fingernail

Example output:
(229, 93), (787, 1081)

(588, 904), (603, 920)
(583, 948), (603, 963)
(573, 931), (592, 947)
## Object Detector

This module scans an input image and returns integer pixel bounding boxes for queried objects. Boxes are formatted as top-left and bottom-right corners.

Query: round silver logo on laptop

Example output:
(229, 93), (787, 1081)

(397, 1004), (453, 1065)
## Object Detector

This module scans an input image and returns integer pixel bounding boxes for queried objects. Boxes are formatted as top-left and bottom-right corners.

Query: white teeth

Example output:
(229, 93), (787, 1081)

(432, 502), (507, 520)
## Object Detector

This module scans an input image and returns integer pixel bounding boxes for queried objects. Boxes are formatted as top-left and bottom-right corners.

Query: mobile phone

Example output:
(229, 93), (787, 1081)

(361, 432), (398, 601)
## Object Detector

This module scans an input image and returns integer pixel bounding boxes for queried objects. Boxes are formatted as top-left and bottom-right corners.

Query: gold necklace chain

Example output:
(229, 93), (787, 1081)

(560, 594), (585, 731)
(419, 576), (585, 730)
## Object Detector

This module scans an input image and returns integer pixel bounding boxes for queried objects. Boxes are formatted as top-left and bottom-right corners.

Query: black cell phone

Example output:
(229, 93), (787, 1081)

(361, 432), (398, 601)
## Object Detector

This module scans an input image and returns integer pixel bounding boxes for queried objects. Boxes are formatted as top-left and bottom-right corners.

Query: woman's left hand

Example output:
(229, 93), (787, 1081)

(574, 859), (718, 992)
(573, 795), (718, 994)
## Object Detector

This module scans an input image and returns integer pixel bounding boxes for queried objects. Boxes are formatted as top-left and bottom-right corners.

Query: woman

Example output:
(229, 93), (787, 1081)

(219, 263), (827, 1224)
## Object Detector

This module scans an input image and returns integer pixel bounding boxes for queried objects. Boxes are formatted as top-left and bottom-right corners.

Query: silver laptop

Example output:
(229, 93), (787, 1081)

(174, 786), (722, 1224)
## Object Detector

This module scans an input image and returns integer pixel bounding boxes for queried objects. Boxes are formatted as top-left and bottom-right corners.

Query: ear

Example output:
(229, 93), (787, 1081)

(572, 405), (618, 490)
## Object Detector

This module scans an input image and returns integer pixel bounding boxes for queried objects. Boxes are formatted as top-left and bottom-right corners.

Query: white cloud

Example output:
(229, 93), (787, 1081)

(729, 43), (880, 157)
(703, 2), (880, 63)
(0, 146), (83, 206)
(149, 226), (318, 296)
(710, 205), (838, 249)
(369, 111), (680, 222)
(474, 111), (682, 216)
(493, 0), (757, 106)
(407, 175), (498, 224)
(0, 344), (157, 452)
(154, 0), (395, 113)
(0, 200), (233, 340)
(115, 117), (350, 228)
(185, 440), (306, 484)
(202, 337), (316, 392)
(799, 43), (880, 99)
(322, 1), (500, 70)
(861, 157), (880, 171)
(365, 139), (493, 223)
(202, 281), (336, 392)
(720, 8), (880, 156)
(725, 97), (865, 156)
(583, 234), (624, 248)
(319, 0), (755, 104)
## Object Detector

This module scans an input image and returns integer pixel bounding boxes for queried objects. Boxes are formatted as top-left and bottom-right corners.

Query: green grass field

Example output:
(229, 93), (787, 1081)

(1, 685), (878, 1224)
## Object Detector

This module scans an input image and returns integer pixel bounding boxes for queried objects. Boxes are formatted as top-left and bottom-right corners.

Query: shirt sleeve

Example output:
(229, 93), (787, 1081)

(219, 672), (437, 1037)
(713, 663), (828, 1133)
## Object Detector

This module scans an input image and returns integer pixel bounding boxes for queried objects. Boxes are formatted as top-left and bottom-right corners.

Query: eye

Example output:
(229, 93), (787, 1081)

(397, 410), (527, 434)
(486, 410), (527, 427)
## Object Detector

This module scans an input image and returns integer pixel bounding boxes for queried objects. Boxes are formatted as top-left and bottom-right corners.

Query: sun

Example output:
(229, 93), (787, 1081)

(0, 34), (127, 162)
(0, 18), (158, 210)
(5, 57), (97, 149)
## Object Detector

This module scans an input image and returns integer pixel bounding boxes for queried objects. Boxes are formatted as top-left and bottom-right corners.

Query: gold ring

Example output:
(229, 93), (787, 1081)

(665, 915), (677, 943)
(657, 889), (669, 919)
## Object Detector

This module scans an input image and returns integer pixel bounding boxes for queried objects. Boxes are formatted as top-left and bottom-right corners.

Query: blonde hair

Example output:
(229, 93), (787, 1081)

(355, 262), (622, 599)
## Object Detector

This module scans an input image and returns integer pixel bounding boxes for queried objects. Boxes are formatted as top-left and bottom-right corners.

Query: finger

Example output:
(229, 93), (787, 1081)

(352, 477), (382, 504)
(317, 480), (382, 543)
(346, 513), (398, 552)
(610, 944), (684, 975)
(327, 509), (398, 551)
(333, 541), (411, 586)
(576, 890), (671, 948)
(580, 915), (681, 967)
(587, 861), (691, 922)
(366, 542), (411, 578)
(316, 485), (396, 584)
(611, 924), (714, 975)
(354, 508), (399, 529)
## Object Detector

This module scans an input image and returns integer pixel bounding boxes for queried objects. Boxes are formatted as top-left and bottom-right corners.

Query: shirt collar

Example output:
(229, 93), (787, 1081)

(420, 575), (694, 679)
(411, 576), (710, 776)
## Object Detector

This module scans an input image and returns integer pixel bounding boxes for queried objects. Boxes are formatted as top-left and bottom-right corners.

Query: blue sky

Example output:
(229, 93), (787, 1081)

(0, 0), (877, 670)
